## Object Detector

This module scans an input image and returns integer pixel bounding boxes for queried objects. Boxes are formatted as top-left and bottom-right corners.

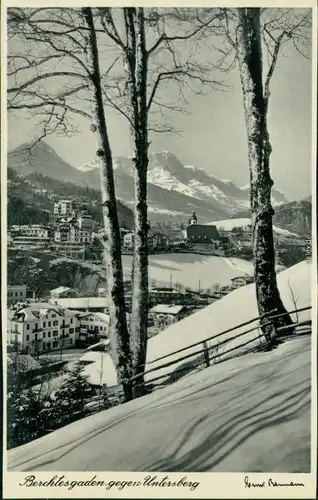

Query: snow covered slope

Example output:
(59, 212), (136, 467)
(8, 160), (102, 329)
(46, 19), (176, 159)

(7, 335), (311, 473)
(145, 261), (311, 381)
(208, 218), (300, 237)
(122, 253), (254, 290)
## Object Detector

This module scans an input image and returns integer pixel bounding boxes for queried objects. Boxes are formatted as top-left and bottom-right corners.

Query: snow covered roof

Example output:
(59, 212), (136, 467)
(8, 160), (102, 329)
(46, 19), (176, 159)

(7, 354), (41, 372)
(149, 304), (185, 315)
(83, 339), (111, 353)
(50, 286), (72, 295)
(78, 352), (118, 387)
(49, 297), (109, 309)
(78, 312), (110, 322)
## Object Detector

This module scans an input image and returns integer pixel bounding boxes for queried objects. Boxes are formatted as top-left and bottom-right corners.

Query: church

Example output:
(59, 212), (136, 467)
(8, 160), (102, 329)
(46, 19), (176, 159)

(181, 212), (220, 244)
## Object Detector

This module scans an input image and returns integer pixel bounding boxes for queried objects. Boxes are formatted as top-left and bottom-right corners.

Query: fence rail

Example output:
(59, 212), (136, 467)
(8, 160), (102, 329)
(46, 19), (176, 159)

(130, 305), (312, 388)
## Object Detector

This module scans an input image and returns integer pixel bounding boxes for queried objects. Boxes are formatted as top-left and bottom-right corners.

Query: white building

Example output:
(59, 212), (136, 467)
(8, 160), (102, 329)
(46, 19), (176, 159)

(77, 214), (96, 231)
(78, 312), (110, 339)
(9, 225), (50, 248)
(7, 303), (80, 352)
(69, 227), (92, 244)
(123, 232), (134, 250)
(7, 285), (27, 307)
(54, 200), (74, 217)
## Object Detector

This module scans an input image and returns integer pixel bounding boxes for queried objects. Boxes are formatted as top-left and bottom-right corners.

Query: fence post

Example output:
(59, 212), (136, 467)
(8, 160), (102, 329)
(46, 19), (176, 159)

(203, 341), (210, 368)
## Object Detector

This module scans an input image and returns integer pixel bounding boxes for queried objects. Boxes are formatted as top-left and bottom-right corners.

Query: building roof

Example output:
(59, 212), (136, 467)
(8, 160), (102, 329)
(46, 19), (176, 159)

(78, 352), (118, 387)
(49, 297), (109, 309)
(78, 312), (110, 323)
(186, 224), (220, 240)
(7, 354), (41, 372)
(149, 304), (186, 315)
(50, 286), (72, 295)
(8, 303), (78, 322)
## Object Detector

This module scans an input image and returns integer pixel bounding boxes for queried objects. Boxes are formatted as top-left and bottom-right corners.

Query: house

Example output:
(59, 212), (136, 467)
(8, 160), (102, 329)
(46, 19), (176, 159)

(54, 200), (74, 217)
(123, 232), (134, 250)
(9, 225), (50, 249)
(50, 242), (85, 260)
(230, 276), (250, 289)
(148, 304), (187, 328)
(7, 303), (80, 353)
(50, 286), (74, 300)
(77, 214), (96, 231)
(7, 285), (27, 307)
(77, 312), (110, 341)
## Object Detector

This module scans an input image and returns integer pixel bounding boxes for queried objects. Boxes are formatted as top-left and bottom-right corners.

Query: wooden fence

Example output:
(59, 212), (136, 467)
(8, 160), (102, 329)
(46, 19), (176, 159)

(130, 305), (312, 391)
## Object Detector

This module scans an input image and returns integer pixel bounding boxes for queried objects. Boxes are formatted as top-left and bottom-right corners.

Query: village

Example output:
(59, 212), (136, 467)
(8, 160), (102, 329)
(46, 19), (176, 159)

(6, 201), (262, 400)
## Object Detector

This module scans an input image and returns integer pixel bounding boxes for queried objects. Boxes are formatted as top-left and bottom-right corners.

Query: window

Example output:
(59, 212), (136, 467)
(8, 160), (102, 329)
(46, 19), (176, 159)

(15, 292), (18, 296)
(48, 332), (51, 337)
(43, 322), (46, 328)
(69, 328), (74, 333)
(26, 335), (29, 341)
(43, 332), (46, 338)
(48, 321), (51, 327)
(51, 314), (56, 318)
(100, 326), (103, 331)
(35, 323), (38, 330)
(26, 324), (30, 330)
(70, 318), (73, 324)
(35, 333), (38, 340)
(53, 320), (58, 326)
(75, 327), (80, 332)
(53, 331), (58, 337)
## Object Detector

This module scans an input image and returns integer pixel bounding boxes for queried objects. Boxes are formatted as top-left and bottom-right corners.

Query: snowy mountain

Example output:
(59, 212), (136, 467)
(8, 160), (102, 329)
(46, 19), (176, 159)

(8, 143), (289, 223)
(78, 151), (289, 221)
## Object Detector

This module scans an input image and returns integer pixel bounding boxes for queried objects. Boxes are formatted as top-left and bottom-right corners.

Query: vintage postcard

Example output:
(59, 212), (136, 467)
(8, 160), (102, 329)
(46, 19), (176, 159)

(1, 0), (317, 498)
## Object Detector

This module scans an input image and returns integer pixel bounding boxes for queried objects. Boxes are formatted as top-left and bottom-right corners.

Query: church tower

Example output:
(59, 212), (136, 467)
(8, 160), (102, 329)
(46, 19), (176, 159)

(189, 212), (198, 225)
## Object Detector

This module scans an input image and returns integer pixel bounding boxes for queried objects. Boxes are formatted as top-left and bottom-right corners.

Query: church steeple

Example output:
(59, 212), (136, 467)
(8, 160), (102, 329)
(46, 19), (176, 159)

(189, 212), (197, 225)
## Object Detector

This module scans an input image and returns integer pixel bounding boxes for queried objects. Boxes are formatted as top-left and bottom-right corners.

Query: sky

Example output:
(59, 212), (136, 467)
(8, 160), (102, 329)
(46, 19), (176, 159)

(8, 9), (313, 202)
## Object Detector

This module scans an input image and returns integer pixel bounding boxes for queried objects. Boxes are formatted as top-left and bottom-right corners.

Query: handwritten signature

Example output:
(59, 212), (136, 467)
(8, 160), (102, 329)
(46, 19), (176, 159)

(245, 476), (305, 488)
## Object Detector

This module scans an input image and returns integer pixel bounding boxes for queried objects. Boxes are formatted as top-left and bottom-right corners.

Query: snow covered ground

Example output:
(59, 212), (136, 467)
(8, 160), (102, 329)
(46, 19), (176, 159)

(122, 254), (254, 290)
(207, 218), (299, 237)
(8, 334), (311, 472)
(145, 261), (311, 382)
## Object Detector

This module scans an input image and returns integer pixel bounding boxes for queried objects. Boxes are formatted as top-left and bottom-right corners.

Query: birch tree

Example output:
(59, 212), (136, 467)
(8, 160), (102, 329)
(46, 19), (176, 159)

(234, 7), (311, 337)
(100, 8), (224, 393)
(7, 8), (133, 400)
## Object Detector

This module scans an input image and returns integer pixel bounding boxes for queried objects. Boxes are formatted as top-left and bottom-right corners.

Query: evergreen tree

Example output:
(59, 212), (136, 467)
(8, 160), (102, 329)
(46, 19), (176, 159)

(53, 363), (94, 420)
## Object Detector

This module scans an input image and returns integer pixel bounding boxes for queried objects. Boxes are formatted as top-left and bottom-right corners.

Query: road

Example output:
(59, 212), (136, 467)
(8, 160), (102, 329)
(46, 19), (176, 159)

(8, 335), (311, 473)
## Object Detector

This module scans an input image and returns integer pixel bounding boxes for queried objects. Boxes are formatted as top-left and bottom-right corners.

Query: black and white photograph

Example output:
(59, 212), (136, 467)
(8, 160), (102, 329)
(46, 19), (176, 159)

(2, 2), (317, 497)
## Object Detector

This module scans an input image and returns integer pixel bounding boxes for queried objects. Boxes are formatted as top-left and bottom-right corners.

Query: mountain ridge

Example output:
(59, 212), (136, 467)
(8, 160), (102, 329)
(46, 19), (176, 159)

(8, 141), (290, 223)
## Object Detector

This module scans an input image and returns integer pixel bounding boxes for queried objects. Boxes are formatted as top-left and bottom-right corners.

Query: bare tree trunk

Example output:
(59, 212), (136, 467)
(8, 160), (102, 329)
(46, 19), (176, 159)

(235, 8), (293, 340)
(82, 7), (132, 400)
(125, 8), (149, 396)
